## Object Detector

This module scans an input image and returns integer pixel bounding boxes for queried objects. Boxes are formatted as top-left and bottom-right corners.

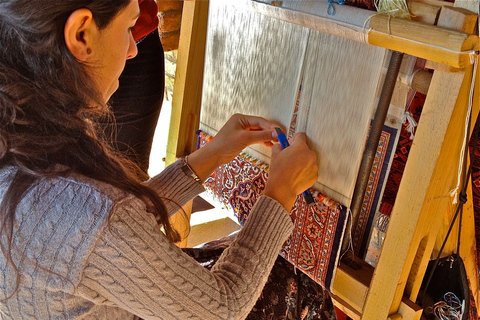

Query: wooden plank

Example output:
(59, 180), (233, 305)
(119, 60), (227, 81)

(165, 0), (209, 165)
(396, 298), (423, 320)
(424, 6), (479, 71)
(165, 1), (209, 244)
(408, 1), (441, 24)
(368, 15), (478, 68)
(331, 295), (362, 320)
(409, 0), (454, 7)
(411, 69), (433, 94)
(429, 5), (480, 314)
(454, 0), (479, 13)
(436, 6), (479, 32)
(331, 257), (374, 314)
(362, 68), (466, 318)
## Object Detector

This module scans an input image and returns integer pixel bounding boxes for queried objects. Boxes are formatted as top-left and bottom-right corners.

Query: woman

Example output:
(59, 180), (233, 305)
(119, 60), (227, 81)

(0, 1), (318, 319)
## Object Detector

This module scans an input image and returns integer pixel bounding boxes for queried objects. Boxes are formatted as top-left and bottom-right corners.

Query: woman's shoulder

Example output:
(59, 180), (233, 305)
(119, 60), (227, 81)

(37, 172), (130, 209)
(0, 168), (141, 287)
(0, 167), (131, 227)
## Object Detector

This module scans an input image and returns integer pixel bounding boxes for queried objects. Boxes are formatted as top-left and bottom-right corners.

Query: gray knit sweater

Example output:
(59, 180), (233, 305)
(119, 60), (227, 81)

(0, 160), (293, 319)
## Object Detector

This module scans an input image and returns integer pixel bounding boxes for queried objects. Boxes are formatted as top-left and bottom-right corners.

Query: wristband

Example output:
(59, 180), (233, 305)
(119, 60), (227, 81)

(180, 156), (202, 183)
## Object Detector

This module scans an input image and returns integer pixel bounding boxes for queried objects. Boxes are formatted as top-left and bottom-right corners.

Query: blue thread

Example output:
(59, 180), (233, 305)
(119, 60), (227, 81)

(327, 0), (347, 15)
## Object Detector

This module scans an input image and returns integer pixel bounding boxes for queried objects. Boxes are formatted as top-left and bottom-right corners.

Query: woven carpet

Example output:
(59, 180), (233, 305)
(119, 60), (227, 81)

(374, 92), (426, 232)
(198, 130), (348, 291)
(352, 123), (398, 256)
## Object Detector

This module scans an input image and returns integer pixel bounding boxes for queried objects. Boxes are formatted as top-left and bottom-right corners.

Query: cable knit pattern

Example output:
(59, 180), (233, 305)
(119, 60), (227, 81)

(0, 160), (293, 319)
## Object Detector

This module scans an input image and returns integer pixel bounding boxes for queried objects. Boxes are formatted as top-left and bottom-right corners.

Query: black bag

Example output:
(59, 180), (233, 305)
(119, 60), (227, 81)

(418, 253), (470, 319)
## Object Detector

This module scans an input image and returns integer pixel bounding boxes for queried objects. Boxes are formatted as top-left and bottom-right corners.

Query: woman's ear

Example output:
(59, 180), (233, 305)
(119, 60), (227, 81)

(64, 8), (97, 61)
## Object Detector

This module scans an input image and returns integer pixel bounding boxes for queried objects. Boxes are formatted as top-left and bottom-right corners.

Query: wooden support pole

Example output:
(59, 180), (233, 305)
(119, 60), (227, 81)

(166, 0), (209, 166)
(362, 66), (467, 320)
(165, 0), (209, 246)
(361, 6), (478, 318)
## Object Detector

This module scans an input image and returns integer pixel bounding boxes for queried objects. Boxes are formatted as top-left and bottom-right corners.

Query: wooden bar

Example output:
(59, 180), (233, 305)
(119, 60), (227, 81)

(166, 0), (209, 165)
(407, 0), (440, 24)
(244, 1), (478, 68)
(331, 257), (374, 315)
(165, 0), (209, 246)
(368, 15), (478, 68)
(409, 0), (454, 7)
(431, 5), (480, 312)
(397, 298), (423, 320)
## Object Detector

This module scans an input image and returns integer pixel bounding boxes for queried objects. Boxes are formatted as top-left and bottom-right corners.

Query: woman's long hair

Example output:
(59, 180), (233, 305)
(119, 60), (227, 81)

(0, 0), (180, 300)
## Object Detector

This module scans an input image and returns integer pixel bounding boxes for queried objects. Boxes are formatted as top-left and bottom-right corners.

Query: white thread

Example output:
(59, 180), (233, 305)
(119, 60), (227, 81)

(339, 208), (354, 261)
(471, 51), (478, 65)
(362, 13), (382, 44)
(449, 54), (478, 205)
(374, 0), (411, 18)
(401, 111), (417, 140)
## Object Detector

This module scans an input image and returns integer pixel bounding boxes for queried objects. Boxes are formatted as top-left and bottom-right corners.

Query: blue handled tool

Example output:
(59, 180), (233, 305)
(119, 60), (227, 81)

(275, 127), (315, 206)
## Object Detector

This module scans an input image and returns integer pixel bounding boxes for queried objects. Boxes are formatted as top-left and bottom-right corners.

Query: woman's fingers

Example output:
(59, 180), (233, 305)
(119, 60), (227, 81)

(264, 132), (318, 210)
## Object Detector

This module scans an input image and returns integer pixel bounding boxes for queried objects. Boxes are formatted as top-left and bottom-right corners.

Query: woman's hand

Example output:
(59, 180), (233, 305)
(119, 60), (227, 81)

(187, 114), (280, 181)
(263, 133), (318, 211)
(207, 113), (279, 165)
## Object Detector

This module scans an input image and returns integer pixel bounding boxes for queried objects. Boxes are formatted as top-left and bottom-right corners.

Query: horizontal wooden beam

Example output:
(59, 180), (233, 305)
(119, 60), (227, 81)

(244, 1), (479, 68)
(368, 14), (478, 68)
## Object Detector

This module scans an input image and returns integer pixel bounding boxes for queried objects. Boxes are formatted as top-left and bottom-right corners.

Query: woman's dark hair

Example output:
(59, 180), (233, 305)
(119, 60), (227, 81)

(0, 0), (180, 300)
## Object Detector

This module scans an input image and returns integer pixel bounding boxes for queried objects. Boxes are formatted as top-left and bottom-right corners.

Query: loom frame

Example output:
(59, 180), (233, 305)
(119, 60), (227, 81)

(165, 1), (480, 318)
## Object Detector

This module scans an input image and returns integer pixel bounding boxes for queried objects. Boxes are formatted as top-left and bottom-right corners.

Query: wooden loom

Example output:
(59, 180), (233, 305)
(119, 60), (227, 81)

(165, 1), (480, 319)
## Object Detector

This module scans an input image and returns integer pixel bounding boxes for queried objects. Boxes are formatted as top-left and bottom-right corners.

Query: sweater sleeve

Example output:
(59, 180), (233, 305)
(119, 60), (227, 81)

(144, 159), (206, 217)
(76, 195), (293, 320)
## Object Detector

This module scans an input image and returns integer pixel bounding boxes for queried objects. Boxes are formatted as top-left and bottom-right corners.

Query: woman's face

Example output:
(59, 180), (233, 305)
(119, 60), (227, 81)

(89, 0), (140, 103)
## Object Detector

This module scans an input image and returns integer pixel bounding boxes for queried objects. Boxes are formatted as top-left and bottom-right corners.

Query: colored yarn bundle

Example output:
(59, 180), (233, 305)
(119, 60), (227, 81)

(375, 0), (411, 19)
(432, 292), (463, 320)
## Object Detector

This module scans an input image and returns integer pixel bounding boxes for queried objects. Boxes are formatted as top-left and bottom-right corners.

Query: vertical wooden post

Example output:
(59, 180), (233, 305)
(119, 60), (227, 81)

(362, 5), (479, 318)
(434, 3), (480, 314)
(166, 0), (209, 166)
(165, 1), (209, 246)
